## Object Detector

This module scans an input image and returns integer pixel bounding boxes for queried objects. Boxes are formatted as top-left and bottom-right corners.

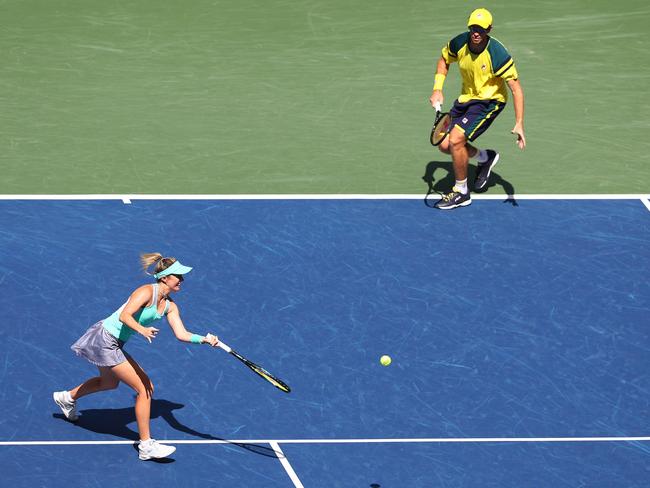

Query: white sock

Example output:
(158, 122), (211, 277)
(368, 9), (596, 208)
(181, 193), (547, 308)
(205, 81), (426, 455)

(64, 391), (74, 403)
(455, 179), (468, 194)
(473, 148), (488, 164)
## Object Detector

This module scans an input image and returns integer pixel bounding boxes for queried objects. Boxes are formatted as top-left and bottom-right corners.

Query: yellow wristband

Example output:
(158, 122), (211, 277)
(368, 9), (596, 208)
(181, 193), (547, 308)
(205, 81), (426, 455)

(433, 73), (446, 91)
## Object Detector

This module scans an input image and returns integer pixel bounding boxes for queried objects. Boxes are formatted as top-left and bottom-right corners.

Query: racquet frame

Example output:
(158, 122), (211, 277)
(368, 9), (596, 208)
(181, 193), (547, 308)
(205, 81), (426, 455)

(218, 341), (291, 393)
(430, 102), (451, 146)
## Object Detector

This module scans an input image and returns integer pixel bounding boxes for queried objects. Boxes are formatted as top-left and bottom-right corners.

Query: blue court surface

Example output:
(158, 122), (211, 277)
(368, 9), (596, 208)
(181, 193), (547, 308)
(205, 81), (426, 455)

(1, 198), (649, 487)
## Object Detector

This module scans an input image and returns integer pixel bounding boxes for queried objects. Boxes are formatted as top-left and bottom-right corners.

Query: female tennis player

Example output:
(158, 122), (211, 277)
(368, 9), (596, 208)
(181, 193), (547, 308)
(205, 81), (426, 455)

(53, 253), (219, 460)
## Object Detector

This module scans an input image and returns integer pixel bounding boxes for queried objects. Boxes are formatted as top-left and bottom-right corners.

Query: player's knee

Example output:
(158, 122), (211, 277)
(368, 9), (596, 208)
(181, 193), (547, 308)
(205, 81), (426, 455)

(448, 132), (466, 148)
(96, 376), (119, 391)
(131, 376), (154, 398)
(141, 379), (154, 398)
(102, 378), (120, 391)
(136, 388), (153, 401)
(438, 139), (450, 154)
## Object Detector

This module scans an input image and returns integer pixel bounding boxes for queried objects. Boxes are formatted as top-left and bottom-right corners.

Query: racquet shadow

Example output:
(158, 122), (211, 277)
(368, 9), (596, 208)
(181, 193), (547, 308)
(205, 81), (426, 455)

(423, 160), (518, 207)
(53, 398), (280, 459)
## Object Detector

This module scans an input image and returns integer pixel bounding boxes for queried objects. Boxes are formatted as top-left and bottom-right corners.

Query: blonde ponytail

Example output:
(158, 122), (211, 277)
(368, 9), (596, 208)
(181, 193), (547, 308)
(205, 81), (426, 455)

(140, 252), (177, 277)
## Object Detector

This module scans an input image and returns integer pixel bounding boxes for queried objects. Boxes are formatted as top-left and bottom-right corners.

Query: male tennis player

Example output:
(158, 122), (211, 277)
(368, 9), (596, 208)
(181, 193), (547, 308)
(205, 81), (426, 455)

(429, 8), (526, 209)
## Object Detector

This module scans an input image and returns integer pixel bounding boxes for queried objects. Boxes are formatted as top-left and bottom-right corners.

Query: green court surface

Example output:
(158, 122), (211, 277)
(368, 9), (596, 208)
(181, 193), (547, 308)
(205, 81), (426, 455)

(1, 0), (648, 195)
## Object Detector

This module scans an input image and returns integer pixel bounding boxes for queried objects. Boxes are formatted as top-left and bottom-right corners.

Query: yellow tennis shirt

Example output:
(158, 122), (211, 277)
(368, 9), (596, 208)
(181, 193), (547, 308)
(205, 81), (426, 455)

(441, 33), (518, 103)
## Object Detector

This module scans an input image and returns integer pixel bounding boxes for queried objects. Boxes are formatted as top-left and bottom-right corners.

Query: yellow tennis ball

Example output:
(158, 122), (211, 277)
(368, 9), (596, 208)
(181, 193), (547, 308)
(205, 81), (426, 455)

(380, 355), (392, 366)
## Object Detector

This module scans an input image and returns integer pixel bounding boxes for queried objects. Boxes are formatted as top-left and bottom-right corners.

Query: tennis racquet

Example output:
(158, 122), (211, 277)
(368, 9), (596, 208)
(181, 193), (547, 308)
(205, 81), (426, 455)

(218, 341), (291, 393)
(430, 102), (451, 146)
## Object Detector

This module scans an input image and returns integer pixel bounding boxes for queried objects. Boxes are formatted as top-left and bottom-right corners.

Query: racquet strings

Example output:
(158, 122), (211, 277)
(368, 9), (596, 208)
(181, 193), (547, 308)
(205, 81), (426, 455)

(250, 363), (291, 392)
(431, 113), (451, 145)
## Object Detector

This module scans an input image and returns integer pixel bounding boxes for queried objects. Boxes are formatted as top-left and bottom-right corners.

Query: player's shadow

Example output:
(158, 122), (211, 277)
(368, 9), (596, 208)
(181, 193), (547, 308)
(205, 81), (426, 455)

(53, 398), (279, 459)
(423, 160), (518, 207)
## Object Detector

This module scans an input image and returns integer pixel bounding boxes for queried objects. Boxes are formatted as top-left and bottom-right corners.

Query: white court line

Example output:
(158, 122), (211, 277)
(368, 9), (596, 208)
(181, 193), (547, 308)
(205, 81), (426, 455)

(270, 441), (305, 488)
(0, 193), (648, 201)
(641, 198), (650, 212)
(1, 436), (650, 446)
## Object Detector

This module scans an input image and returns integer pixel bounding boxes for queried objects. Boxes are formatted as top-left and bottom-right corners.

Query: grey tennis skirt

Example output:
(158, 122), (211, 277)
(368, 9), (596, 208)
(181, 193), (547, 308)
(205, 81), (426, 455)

(71, 321), (127, 367)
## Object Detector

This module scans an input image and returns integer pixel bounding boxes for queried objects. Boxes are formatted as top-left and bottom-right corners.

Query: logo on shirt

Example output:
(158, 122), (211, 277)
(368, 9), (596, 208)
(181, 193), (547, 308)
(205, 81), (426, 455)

(481, 64), (487, 71)
(462, 117), (468, 124)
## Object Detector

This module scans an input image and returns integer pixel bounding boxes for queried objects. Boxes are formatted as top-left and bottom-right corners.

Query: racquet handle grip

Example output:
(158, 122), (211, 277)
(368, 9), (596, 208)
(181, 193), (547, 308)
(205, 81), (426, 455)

(217, 341), (232, 353)
(434, 102), (442, 112)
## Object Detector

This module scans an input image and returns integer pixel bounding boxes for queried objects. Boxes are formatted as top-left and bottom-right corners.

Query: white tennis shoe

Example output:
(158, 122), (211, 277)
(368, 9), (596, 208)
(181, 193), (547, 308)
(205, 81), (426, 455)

(138, 439), (176, 460)
(53, 391), (78, 421)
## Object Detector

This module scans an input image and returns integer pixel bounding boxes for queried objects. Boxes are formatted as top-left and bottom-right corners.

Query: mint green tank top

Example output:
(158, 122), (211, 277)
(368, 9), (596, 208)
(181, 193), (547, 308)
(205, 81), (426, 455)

(102, 284), (170, 342)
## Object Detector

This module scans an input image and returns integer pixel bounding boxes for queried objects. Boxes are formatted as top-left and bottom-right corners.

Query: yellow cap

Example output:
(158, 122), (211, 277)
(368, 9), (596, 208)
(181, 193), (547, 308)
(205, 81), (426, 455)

(467, 8), (493, 29)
